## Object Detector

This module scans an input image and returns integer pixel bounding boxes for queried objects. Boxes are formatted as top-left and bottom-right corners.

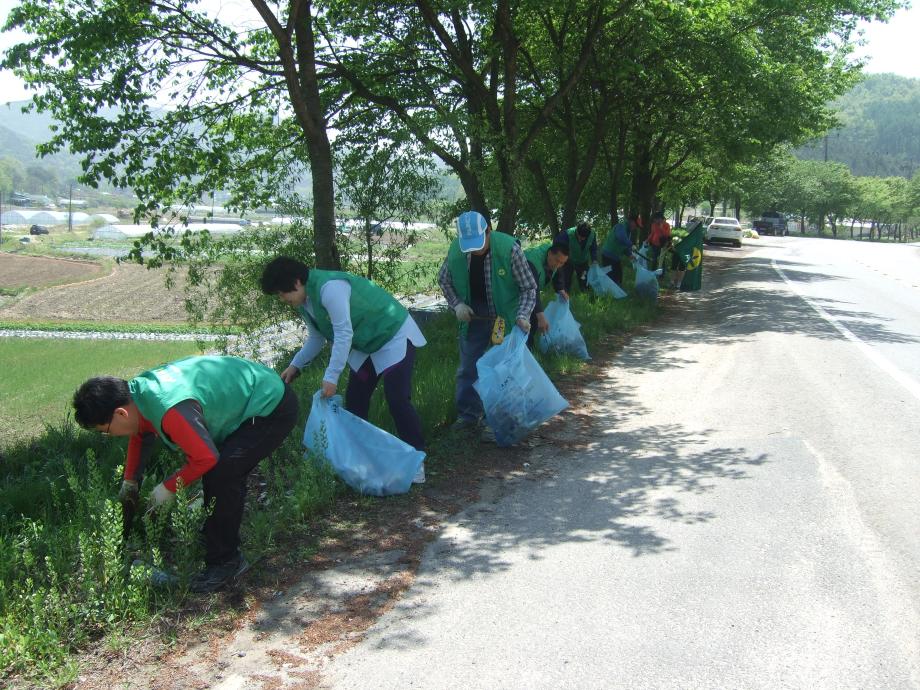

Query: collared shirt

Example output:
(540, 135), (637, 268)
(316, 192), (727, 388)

(438, 240), (538, 322)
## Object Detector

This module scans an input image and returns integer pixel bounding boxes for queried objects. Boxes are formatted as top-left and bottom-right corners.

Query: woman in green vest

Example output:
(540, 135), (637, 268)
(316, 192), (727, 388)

(72, 355), (299, 592)
(553, 221), (598, 293)
(260, 257), (427, 468)
(437, 211), (538, 434)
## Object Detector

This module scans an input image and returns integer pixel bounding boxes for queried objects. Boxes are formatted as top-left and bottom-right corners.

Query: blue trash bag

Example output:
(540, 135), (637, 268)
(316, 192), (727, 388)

(303, 391), (425, 496)
(540, 296), (590, 360)
(634, 263), (663, 301)
(474, 327), (569, 446)
(586, 264), (627, 299)
(635, 242), (652, 270)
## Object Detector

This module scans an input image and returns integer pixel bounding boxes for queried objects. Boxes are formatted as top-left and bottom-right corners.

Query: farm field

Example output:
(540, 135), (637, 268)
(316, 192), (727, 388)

(0, 258), (192, 324)
(0, 337), (203, 447)
(0, 252), (109, 291)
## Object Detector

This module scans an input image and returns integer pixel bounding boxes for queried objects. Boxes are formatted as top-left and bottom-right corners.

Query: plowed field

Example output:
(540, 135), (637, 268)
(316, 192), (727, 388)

(0, 258), (192, 324)
(0, 252), (107, 289)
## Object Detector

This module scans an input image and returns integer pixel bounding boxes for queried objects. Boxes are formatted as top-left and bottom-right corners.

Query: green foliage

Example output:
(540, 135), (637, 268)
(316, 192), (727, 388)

(797, 74), (920, 178)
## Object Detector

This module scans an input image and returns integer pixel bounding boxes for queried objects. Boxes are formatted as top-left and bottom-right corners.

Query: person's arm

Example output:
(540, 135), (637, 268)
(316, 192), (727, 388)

(437, 257), (461, 309)
(318, 280), (353, 392)
(615, 225), (633, 256)
(551, 267), (565, 293)
(124, 422), (156, 483)
(159, 400), (220, 493)
(589, 235), (598, 262)
(527, 260), (544, 314)
(289, 323), (327, 371)
(510, 243), (538, 324)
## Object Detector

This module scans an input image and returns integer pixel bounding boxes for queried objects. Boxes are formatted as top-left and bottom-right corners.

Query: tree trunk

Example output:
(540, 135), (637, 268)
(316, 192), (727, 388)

(630, 140), (656, 243)
(527, 158), (560, 237)
(365, 218), (374, 280)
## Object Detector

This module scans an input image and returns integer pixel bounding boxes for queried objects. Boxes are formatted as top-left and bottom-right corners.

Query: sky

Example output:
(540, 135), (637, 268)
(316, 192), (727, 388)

(1, 0), (919, 106)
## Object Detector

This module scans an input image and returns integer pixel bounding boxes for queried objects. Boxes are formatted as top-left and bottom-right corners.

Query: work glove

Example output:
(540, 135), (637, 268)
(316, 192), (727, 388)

(149, 482), (175, 510)
(454, 303), (474, 323)
(118, 479), (139, 504)
(516, 317), (531, 334)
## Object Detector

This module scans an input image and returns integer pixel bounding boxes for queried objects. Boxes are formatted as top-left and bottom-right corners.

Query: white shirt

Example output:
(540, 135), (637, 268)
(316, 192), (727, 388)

(290, 279), (427, 385)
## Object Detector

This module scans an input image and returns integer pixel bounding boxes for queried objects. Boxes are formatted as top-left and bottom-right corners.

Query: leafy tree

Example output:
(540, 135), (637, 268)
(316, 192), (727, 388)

(333, 110), (440, 286)
(0, 156), (26, 194)
(3, 0), (342, 268)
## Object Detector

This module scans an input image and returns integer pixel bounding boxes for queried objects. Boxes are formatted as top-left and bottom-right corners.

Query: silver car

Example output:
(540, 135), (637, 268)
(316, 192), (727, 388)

(705, 216), (742, 248)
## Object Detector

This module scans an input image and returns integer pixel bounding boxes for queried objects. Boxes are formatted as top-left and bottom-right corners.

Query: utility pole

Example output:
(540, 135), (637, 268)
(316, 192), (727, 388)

(68, 183), (73, 233)
(823, 134), (828, 162)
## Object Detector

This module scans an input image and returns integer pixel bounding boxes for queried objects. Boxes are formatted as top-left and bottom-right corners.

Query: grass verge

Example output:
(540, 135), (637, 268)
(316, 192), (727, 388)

(0, 283), (657, 687)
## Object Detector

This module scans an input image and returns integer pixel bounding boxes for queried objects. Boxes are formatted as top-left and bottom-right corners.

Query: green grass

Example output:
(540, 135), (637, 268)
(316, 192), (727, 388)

(0, 338), (203, 448)
(0, 285), (659, 686)
(0, 319), (243, 335)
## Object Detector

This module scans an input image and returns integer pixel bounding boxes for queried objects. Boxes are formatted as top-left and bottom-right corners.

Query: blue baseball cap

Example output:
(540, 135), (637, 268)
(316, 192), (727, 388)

(456, 211), (489, 252)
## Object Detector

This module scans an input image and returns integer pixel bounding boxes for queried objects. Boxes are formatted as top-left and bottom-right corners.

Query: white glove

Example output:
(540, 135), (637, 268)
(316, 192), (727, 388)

(454, 303), (474, 322)
(149, 482), (175, 509)
(516, 317), (531, 334)
(118, 479), (139, 504)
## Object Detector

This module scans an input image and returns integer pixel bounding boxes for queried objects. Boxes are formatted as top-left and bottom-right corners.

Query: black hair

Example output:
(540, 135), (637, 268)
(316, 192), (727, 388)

(576, 222), (592, 237)
(627, 211), (640, 222)
(261, 256), (310, 294)
(72, 376), (131, 429)
(548, 242), (569, 257)
(651, 211), (665, 222)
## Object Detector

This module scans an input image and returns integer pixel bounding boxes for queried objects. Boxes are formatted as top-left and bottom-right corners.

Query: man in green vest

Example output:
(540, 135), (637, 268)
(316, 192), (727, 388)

(72, 355), (299, 593)
(600, 214), (638, 287)
(260, 257), (427, 473)
(554, 221), (597, 293)
(438, 211), (538, 433)
(523, 241), (569, 347)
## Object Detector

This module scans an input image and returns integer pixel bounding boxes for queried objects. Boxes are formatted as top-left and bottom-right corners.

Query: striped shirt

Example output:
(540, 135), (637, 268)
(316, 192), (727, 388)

(438, 240), (538, 322)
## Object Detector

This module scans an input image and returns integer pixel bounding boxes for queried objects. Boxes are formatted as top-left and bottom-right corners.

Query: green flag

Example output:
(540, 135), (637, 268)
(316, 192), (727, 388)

(675, 220), (705, 268)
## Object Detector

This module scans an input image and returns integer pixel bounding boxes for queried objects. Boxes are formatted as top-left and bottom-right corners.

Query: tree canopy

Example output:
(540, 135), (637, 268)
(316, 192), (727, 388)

(2, 0), (903, 264)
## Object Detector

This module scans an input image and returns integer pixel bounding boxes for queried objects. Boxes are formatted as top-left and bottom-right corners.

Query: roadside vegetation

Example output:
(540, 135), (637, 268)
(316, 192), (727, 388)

(0, 278), (656, 687)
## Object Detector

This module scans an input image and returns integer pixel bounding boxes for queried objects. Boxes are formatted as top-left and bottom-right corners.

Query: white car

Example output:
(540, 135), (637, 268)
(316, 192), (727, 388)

(705, 216), (743, 248)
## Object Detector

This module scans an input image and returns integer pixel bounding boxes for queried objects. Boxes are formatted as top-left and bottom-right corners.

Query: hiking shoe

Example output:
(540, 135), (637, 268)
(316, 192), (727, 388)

(412, 462), (426, 484)
(190, 554), (248, 593)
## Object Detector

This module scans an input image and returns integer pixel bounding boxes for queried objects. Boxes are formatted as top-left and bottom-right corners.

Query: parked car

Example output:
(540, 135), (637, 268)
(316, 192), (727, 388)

(705, 216), (742, 247)
(752, 211), (787, 236)
(29, 224), (49, 235)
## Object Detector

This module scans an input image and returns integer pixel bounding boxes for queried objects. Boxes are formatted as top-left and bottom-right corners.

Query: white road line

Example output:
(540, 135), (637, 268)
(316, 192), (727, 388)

(771, 258), (920, 404)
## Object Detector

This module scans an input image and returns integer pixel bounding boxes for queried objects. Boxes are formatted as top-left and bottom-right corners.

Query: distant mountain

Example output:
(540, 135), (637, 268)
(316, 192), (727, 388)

(0, 99), (61, 144)
(796, 73), (920, 178)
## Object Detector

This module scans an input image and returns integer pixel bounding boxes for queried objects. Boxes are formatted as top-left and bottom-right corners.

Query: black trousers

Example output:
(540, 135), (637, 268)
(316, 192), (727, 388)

(201, 384), (299, 565)
(561, 261), (589, 292)
(600, 255), (624, 286)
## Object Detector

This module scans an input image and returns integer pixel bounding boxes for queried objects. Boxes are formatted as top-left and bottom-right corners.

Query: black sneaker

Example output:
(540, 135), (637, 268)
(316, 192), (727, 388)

(190, 554), (249, 593)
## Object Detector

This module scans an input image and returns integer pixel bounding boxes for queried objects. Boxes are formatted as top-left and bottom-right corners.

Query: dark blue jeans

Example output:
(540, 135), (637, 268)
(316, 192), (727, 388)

(456, 302), (493, 423)
(345, 342), (425, 451)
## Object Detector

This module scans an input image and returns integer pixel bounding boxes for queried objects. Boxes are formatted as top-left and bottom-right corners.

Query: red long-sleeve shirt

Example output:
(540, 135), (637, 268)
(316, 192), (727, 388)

(123, 400), (219, 493)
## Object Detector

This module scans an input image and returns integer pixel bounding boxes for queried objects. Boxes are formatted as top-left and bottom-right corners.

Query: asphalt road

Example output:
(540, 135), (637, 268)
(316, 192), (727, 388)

(322, 236), (920, 689)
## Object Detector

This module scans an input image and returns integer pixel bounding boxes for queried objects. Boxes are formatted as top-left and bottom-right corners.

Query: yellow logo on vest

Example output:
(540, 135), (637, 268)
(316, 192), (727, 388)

(688, 247), (702, 270)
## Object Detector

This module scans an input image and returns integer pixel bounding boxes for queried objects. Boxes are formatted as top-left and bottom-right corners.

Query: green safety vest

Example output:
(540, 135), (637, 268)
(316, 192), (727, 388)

(301, 269), (407, 353)
(447, 230), (520, 334)
(566, 227), (596, 264)
(129, 355), (285, 450)
(523, 242), (554, 287)
(602, 221), (631, 259)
